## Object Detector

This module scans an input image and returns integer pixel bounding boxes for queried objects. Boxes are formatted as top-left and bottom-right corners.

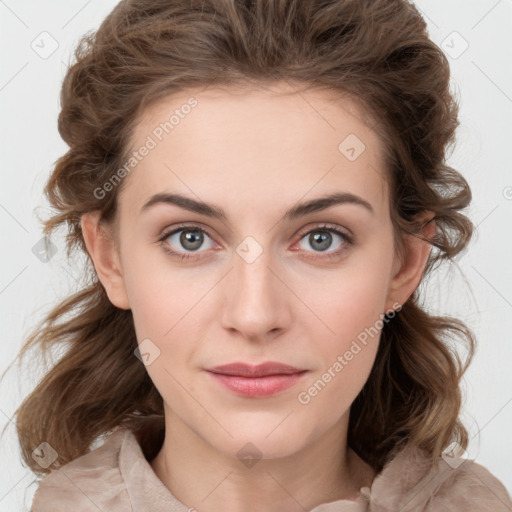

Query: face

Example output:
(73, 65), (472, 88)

(86, 82), (419, 461)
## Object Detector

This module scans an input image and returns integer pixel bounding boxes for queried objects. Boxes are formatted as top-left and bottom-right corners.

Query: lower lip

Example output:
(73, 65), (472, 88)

(206, 371), (308, 398)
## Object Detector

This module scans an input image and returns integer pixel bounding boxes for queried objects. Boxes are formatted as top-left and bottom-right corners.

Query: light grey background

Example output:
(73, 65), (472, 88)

(1, 0), (511, 510)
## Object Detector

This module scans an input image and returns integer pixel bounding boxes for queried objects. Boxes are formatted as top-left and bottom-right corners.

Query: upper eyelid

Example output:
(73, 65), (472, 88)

(159, 223), (211, 238)
(296, 223), (351, 237)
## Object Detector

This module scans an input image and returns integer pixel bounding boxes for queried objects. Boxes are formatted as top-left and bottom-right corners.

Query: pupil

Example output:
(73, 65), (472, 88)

(311, 231), (331, 251)
(181, 230), (203, 251)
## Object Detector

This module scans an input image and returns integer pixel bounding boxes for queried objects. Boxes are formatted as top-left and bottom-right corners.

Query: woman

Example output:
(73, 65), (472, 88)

(8, 0), (511, 510)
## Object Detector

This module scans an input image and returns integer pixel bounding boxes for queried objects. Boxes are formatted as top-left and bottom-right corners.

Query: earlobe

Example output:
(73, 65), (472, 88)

(385, 214), (436, 312)
(80, 212), (131, 310)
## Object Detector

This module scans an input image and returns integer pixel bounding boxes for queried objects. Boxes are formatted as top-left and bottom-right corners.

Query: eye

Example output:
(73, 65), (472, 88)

(296, 224), (353, 260)
(158, 224), (216, 261)
(157, 223), (354, 262)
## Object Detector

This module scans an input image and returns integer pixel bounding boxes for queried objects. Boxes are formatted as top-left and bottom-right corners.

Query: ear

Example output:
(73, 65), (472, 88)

(81, 211), (131, 310)
(385, 212), (436, 312)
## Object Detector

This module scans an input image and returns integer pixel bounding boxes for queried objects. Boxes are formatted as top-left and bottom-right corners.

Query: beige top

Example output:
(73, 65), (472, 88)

(31, 427), (512, 511)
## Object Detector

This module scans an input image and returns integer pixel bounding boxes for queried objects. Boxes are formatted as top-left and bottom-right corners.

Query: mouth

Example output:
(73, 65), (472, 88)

(204, 362), (309, 398)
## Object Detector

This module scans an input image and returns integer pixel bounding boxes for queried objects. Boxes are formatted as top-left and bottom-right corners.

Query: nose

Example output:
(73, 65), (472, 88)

(220, 248), (292, 343)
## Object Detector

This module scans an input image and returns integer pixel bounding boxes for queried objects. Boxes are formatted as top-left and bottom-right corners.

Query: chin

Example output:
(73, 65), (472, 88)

(201, 413), (314, 462)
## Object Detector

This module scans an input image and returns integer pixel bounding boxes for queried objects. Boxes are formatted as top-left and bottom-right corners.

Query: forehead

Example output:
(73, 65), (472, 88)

(118, 82), (389, 220)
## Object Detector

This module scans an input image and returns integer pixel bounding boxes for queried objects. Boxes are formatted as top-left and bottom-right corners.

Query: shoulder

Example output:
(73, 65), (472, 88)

(368, 444), (512, 512)
(31, 428), (133, 512)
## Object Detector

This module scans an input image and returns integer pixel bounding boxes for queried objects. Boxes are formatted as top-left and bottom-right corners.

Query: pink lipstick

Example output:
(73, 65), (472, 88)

(205, 362), (308, 398)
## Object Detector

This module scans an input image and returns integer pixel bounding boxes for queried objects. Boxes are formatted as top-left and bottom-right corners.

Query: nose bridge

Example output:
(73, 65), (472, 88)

(221, 240), (289, 339)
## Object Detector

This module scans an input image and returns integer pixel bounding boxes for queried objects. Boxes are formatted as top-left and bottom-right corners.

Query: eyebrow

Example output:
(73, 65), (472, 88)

(140, 191), (374, 220)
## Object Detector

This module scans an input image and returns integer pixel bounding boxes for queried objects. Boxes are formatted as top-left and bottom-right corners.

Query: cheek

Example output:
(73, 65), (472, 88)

(123, 256), (214, 393)
(123, 248), (210, 337)
(125, 268), (205, 410)
(296, 255), (392, 344)
(303, 340), (379, 429)
(296, 282), (383, 422)
(292, 251), (391, 406)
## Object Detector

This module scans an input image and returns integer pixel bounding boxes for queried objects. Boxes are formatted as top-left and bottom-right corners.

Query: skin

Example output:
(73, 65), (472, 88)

(81, 81), (435, 512)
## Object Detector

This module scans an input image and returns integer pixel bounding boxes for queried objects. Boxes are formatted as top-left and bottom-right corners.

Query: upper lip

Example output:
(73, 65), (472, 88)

(206, 362), (307, 377)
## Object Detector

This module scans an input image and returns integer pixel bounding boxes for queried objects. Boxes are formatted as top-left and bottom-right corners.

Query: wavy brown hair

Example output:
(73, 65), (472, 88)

(3, 0), (475, 477)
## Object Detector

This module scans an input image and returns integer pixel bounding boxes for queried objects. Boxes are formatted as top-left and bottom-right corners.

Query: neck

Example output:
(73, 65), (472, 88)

(150, 409), (376, 512)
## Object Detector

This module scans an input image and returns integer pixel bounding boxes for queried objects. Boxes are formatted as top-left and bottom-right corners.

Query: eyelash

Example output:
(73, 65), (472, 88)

(157, 223), (354, 262)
